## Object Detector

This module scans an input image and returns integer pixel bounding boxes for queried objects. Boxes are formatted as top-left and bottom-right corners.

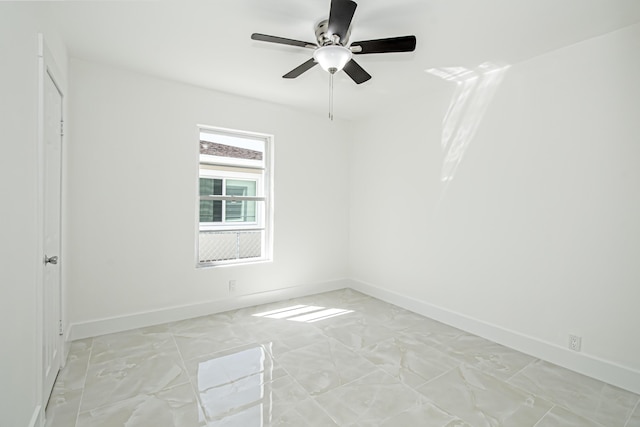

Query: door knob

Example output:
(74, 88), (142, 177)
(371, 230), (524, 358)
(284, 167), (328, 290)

(44, 255), (58, 265)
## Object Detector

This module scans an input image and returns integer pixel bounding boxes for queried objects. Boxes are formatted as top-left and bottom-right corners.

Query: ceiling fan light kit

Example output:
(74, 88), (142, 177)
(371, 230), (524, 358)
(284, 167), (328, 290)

(313, 45), (353, 73)
(250, 0), (417, 118)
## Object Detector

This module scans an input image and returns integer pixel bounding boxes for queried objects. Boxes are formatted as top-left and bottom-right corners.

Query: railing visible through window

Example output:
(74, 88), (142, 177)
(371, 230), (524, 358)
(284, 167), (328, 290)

(199, 229), (263, 262)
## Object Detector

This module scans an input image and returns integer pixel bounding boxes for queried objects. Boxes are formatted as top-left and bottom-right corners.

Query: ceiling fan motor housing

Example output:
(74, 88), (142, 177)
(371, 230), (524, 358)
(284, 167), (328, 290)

(315, 19), (351, 46)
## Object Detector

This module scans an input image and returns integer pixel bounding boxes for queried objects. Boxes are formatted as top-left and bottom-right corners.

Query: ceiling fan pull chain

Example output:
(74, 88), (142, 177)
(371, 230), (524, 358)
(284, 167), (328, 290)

(329, 72), (334, 121)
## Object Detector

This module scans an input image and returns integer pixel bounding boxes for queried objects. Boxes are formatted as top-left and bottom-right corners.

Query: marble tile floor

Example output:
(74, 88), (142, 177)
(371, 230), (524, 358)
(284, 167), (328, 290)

(45, 289), (640, 427)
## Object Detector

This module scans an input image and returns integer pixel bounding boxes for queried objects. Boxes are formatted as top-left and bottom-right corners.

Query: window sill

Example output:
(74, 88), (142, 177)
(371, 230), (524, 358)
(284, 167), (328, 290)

(196, 258), (272, 269)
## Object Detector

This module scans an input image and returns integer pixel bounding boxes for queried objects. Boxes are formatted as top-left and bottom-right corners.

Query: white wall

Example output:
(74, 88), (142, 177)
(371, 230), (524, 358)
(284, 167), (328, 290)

(0, 8), (39, 425)
(66, 59), (350, 329)
(0, 4), (68, 426)
(350, 23), (640, 385)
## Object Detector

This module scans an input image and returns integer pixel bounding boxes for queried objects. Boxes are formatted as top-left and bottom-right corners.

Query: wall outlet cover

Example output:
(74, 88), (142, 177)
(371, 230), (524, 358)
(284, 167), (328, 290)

(569, 334), (582, 352)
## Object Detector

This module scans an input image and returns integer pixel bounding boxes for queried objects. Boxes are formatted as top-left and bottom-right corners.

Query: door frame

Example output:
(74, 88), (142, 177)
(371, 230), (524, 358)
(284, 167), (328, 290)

(35, 33), (67, 424)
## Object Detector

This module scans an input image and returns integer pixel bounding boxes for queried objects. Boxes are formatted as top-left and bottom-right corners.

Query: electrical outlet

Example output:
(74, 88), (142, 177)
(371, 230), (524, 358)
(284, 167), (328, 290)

(568, 334), (582, 352)
(229, 280), (236, 294)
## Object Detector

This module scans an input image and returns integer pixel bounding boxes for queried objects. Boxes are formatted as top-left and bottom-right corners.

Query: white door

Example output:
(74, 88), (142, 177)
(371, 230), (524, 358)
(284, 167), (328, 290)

(42, 68), (63, 402)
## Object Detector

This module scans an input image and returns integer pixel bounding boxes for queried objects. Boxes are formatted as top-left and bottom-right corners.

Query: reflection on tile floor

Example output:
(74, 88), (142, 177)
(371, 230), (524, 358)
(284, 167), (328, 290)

(45, 289), (640, 427)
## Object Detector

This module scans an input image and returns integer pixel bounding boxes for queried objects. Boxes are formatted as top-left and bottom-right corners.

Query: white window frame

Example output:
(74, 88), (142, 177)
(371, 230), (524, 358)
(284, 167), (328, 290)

(196, 125), (273, 268)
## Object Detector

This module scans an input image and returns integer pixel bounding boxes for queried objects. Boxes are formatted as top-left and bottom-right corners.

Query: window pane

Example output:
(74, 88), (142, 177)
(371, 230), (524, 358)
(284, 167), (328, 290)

(200, 178), (223, 222)
(199, 178), (211, 196)
(200, 200), (222, 222)
(225, 200), (256, 222)
(226, 180), (256, 196)
(200, 178), (222, 196)
(226, 180), (257, 222)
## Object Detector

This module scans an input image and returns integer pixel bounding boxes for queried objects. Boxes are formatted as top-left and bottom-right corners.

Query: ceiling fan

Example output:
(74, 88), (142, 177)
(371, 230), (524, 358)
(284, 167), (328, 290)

(250, 0), (417, 85)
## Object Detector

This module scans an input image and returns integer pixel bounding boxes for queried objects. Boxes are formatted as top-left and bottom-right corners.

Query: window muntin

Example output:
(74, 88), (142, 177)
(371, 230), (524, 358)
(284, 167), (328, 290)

(197, 126), (272, 267)
(199, 177), (258, 225)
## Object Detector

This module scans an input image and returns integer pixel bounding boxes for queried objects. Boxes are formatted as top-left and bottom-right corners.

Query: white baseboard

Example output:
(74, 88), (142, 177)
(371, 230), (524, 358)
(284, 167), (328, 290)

(28, 405), (43, 427)
(61, 329), (72, 368)
(349, 279), (640, 395)
(69, 278), (348, 341)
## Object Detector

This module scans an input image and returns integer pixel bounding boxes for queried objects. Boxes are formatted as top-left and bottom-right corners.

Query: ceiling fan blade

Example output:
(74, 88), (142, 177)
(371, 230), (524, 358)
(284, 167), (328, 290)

(251, 33), (315, 49)
(351, 35), (416, 54)
(343, 59), (371, 84)
(328, 0), (357, 43)
(283, 58), (318, 79)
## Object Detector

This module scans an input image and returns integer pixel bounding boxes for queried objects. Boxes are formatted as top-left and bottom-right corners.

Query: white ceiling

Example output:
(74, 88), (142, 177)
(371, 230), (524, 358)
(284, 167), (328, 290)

(43, 0), (640, 120)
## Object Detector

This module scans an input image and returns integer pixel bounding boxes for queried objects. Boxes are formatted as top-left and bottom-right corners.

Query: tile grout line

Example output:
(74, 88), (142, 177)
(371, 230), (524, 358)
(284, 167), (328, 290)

(265, 322), (333, 420)
(502, 369), (620, 427)
(168, 331), (206, 420)
(531, 405), (555, 427)
(259, 342), (323, 423)
(298, 307), (460, 422)
(72, 338), (94, 427)
(69, 343), (193, 419)
(541, 401), (608, 427)
(419, 363), (558, 427)
(623, 396), (640, 427)
(504, 357), (538, 383)
(417, 362), (463, 389)
(501, 376), (582, 426)
(500, 367), (554, 405)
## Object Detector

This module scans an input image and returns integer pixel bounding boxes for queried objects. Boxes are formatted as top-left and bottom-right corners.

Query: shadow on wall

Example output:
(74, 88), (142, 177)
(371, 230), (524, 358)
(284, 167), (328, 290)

(427, 62), (510, 186)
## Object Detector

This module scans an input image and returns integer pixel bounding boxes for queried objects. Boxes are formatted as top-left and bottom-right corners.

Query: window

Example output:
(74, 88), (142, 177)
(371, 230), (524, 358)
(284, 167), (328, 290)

(199, 178), (257, 224)
(197, 126), (272, 266)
